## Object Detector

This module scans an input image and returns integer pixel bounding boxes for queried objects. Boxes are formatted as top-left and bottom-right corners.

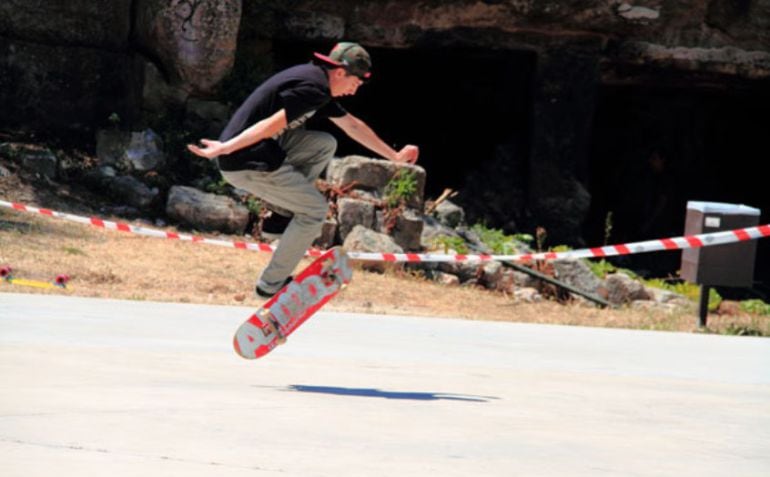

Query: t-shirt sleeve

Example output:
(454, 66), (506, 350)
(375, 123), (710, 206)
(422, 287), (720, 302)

(278, 84), (329, 123)
(316, 100), (348, 119)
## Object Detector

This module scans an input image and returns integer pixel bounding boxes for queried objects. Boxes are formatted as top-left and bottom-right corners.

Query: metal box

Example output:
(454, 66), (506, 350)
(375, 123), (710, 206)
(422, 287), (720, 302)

(680, 201), (760, 287)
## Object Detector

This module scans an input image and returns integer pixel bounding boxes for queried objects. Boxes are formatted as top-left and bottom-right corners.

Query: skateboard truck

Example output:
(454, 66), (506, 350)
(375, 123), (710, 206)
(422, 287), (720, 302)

(258, 309), (287, 345)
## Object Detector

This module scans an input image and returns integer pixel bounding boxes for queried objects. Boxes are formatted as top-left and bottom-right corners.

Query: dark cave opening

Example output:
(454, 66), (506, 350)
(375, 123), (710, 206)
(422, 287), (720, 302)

(585, 83), (770, 296)
(272, 41), (769, 296)
(273, 41), (535, 201)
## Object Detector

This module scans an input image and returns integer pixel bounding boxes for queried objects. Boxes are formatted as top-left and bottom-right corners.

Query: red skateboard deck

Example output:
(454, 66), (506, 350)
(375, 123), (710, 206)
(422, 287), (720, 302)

(233, 247), (353, 359)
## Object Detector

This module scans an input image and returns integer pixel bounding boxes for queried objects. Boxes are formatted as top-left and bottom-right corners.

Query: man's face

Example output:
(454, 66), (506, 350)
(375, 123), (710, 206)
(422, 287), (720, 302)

(329, 68), (364, 97)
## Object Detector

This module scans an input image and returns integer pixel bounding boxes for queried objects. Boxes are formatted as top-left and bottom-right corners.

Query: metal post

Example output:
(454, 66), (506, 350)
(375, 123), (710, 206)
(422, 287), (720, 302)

(698, 285), (710, 328)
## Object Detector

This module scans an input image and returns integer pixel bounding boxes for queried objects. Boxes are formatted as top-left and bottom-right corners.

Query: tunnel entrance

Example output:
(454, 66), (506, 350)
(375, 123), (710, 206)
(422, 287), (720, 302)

(585, 82), (770, 296)
(271, 40), (768, 296)
(273, 41), (535, 200)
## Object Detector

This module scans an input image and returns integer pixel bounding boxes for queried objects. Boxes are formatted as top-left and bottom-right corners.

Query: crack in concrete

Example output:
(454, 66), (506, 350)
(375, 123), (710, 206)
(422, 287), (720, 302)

(0, 437), (285, 473)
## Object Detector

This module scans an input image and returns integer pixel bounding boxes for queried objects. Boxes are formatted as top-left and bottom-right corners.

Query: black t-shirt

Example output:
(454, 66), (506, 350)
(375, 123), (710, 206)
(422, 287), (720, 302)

(219, 63), (347, 142)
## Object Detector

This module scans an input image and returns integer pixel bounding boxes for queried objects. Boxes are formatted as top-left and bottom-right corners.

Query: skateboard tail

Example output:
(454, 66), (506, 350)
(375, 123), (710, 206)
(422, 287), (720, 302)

(232, 247), (353, 360)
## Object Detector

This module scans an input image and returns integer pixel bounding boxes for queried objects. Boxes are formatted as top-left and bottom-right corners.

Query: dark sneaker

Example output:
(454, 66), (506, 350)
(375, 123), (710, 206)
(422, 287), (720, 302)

(255, 276), (293, 299)
(261, 211), (293, 240)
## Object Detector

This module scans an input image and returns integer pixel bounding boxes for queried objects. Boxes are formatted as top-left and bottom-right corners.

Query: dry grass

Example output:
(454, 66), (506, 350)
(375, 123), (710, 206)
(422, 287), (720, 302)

(1, 174), (767, 337)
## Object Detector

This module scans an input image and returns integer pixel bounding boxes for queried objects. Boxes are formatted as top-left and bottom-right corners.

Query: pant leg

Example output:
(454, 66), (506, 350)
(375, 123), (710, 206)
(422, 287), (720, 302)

(220, 129), (338, 293)
(279, 129), (337, 181)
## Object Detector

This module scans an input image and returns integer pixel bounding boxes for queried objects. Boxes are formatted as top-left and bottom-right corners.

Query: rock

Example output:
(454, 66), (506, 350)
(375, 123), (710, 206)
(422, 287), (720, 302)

(337, 197), (376, 241)
(616, 4), (660, 22)
(420, 215), (462, 249)
(142, 61), (189, 111)
(438, 260), (482, 283)
(166, 185), (249, 234)
(342, 225), (403, 273)
(434, 271), (460, 286)
(646, 286), (687, 304)
(388, 208), (423, 252)
(478, 261), (503, 290)
(96, 129), (165, 172)
(0, 163), (10, 177)
(602, 273), (652, 305)
(0, 39), (139, 134)
(125, 129), (165, 172)
(185, 98), (231, 136)
(328, 156), (426, 209)
(281, 10), (344, 40)
(514, 287), (542, 303)
(108, 175), (159, 210)
(20, 148), (58, 181)
(343, 225), (403, 253)
(313, 218), (338, 250)
(433, 199), (465, 228)
(552, 259), (602, 294)
(133, 0), (241, 95)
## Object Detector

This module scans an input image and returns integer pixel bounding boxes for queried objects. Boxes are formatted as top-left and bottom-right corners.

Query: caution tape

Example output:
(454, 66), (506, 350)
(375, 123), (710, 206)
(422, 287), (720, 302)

(2, 199), (768, 263)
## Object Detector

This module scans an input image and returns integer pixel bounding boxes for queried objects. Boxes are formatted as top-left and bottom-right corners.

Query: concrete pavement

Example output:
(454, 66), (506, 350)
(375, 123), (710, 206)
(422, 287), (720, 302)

(1, 292), (769, 476)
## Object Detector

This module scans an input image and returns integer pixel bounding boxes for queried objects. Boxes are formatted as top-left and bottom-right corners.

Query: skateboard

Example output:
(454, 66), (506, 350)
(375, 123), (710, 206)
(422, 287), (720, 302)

(1, 265), (70, 290)
(233, 246), (353, 359)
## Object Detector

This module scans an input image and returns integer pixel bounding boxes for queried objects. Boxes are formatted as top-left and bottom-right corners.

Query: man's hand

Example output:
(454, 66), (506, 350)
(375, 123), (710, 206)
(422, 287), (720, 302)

(187, 139), (226, 160)
(394, 145), (419, 164)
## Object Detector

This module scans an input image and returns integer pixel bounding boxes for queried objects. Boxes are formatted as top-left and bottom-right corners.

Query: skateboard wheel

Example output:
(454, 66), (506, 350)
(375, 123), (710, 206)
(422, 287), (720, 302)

(0, 266), (11, 279)
(54, 274), (70, 287)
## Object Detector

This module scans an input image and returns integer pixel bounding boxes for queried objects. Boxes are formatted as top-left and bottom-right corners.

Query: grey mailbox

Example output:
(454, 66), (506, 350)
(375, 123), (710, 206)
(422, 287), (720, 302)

(680, 201), (760, 287)
(680, 201), (760, 327)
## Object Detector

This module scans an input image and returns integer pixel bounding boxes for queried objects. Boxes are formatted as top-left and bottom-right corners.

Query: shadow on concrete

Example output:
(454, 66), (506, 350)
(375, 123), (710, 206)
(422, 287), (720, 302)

(286, 385), (498, 403)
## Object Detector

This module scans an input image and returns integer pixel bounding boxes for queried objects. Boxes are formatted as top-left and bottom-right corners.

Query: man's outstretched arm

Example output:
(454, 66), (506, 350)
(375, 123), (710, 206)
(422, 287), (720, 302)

(330, 113), (419, 164)
(187, 109), (288, 159)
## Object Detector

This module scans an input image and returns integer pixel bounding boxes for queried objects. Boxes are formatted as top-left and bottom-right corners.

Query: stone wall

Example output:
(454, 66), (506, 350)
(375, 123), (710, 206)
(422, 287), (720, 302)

(1, 0), (769, 248)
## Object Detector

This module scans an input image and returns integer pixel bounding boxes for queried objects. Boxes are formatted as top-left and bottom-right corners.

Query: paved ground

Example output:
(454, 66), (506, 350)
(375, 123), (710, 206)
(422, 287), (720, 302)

(1, 292), (769, 476)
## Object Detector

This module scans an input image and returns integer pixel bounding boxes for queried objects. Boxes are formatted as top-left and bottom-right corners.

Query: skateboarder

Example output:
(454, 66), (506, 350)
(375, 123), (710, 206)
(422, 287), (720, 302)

(187, 42), (419, 298)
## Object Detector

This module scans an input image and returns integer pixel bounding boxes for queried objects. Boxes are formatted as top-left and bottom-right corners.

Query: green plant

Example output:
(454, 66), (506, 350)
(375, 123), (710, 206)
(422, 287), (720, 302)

(205, 178), (231, 195)
(470, 223), (524, 255)
(549, 245), (572, 253)
(384, 169), (418, 208)
(432, 235), (469, 255)
(512, 233), (534, 245)
(108, 112), (121, 128)
(645, 279), (723, 311)
(588, 259), (617, 278)
(245, 196), (262, 216)
(740, 299), (770, 316)
(62, 246), (87, 256)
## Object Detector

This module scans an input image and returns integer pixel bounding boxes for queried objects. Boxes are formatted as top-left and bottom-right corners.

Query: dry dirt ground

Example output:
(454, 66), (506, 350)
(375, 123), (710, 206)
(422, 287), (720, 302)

(1, 170), (767, 336)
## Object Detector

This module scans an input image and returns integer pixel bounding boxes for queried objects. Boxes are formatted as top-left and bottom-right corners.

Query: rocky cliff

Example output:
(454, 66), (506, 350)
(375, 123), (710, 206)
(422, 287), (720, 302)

(1, 1), (769, 253)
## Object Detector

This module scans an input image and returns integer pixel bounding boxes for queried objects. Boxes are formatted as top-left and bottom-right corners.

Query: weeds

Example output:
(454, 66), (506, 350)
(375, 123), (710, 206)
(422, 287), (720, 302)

(740, 299), (770, 316)
(432, 235), (469, 254)
(384, 169), (418, 209)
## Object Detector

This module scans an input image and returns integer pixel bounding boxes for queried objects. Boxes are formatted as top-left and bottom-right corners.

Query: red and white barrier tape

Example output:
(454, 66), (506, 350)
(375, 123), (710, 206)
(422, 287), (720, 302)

(2, 199), (768, 263)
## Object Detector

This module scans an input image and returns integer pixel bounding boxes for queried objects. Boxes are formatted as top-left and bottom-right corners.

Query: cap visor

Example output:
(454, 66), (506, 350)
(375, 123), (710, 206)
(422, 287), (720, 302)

(313, 52), (344, 67)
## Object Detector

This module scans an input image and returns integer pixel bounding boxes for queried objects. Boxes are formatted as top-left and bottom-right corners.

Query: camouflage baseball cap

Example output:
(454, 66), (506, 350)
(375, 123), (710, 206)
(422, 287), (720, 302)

(313, 42), (372, 80)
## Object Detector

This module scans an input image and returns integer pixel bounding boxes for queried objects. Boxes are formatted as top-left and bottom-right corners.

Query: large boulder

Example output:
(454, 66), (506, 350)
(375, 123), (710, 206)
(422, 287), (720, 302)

(133, 0), (242, 95)
(328, 156), (426, 209)
(96, 129), (166, 172)
(337, 197), (376, 241)
(0, 40), (140, 133)
(166, 186), (249, 234)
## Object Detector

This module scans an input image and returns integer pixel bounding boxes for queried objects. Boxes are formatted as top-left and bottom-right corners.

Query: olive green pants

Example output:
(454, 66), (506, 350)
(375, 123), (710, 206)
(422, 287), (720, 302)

(221, 128), (337, 294)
